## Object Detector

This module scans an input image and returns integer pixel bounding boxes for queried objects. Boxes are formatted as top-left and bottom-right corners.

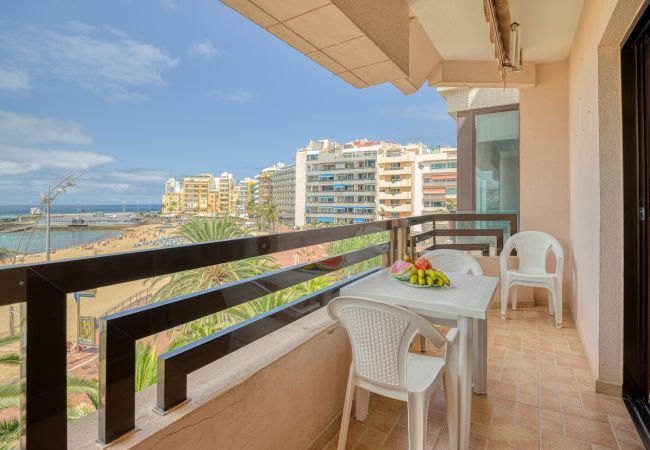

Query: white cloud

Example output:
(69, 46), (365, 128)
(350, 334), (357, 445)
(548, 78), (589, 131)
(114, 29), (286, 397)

(0, 109), (92, 145)
(188, 40), (218, 60)
(0, 109), (169, 203)
(0, 23), (178, 100)
(213, 89), (255, 103)
(0, 146), (116, 175)
(0, 66), (30, 93)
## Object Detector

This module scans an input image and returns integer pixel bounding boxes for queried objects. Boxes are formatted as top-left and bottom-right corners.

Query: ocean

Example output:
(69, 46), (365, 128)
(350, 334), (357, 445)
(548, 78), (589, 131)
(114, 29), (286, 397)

(0, 229), (123, 254)
(0, 204), (161, 217)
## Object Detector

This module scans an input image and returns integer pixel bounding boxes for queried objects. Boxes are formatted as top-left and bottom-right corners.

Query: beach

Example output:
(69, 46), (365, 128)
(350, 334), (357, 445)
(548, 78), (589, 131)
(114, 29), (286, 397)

(0, 222), (326, 342)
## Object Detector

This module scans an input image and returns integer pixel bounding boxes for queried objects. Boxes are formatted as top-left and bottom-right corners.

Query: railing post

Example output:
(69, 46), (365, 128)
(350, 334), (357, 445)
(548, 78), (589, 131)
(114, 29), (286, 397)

(23, 269), (67, 449)
(389, 219), (409, 264)
(98, 319), (135, 444)
(156, 358), (186, 413)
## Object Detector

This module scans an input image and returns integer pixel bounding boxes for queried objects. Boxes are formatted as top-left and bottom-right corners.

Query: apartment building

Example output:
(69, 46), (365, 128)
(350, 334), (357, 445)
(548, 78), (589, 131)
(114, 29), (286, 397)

(237, 177), (257, 216)
(216, 172), (236, 216)
(414, 147), (458, 215)
(255, 163), (285, 205)
(180, 173), (215, 213)
(161, 173), (235, 215)
(161, 178), (183, 214)
(270, 163), (295, 225)
(376, 143), (425, 219)
(295, 139), (379, 226)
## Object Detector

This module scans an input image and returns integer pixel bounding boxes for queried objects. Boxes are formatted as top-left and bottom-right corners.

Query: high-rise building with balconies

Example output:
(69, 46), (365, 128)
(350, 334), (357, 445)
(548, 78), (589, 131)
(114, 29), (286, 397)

(296, 139), (380, 226)
(270, 163), (296, 226)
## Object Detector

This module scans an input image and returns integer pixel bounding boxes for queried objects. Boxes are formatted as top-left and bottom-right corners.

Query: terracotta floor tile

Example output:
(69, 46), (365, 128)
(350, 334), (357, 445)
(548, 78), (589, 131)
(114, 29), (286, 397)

(613, 425), (645, 448)
(486, 379), (518, 402)
(354, 428), (388, 450)
(485, 440), (519, 449)
(489, 417), (537, 449)
(540, 409), (563, 434)
(323, 306), (642, 450)
(579, 391), (630, 417)
(540, 429), (590, 450)
(563, 414), (618, 448)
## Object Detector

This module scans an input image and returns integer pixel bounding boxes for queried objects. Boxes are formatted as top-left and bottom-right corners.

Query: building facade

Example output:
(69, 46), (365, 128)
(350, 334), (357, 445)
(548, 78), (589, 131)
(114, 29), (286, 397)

(297, 139), (379, 226)
(162, 178), (183, 214)
(376, 143), (423, 219)
(216, 172), (236, 216)
(270, 163), (296, 226)
(180, 174), (215, 213)
(237, 177), (257, 217)
(414, 147), (458, 215)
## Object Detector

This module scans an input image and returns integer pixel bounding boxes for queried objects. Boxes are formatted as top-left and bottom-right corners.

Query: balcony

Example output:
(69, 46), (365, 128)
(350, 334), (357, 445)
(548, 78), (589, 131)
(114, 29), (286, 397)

(378, 179), (411, 188)
(382, 203), (412, 213)
(379, 167), (411, 175)
(0, 210), (645, 449)
(379, 192), (412, 202)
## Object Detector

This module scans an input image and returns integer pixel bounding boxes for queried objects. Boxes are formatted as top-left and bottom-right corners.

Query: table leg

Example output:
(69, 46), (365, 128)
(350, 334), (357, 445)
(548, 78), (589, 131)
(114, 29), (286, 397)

(457, 316), (473, 450)
(472, 318), (487, 394)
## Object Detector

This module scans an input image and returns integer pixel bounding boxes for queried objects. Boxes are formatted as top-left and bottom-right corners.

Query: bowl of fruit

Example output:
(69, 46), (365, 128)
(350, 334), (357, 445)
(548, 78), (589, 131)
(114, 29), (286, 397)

(389, 257), (450, 288)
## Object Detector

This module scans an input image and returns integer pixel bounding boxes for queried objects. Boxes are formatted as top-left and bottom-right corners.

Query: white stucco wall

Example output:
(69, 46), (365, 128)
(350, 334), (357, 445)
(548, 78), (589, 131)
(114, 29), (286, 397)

(519, 60), (571, 304)
(567, 0), (617, 379)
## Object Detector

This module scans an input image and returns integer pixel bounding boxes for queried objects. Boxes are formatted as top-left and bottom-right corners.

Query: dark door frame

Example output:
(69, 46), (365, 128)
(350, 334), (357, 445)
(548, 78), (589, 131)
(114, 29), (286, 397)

(456, 104), (520, 211)
(622, 4), (650, 447)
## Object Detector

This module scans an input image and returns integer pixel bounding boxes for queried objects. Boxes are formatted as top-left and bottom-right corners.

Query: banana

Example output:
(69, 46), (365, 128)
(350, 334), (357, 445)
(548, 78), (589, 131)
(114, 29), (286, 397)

(431, 269), (450, 286)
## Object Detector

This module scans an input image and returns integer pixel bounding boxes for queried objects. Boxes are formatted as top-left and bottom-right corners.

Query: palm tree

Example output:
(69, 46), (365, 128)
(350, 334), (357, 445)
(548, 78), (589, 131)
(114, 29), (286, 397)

(260, 200), (278, 233)
(226, 276), (336, 323)
(135, 341), (157, 392)
(0, 418), (20, 450)
(0, 375), (98, 410)
(0, 248), (10, 265)
(168, 315), (231, 351)
(327, 232), (389, 278)
(151, 218), (279, 301)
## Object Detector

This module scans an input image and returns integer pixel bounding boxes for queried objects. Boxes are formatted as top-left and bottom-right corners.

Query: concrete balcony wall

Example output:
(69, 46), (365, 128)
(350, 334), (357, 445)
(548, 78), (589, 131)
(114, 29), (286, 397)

(70, 310), (351, 449)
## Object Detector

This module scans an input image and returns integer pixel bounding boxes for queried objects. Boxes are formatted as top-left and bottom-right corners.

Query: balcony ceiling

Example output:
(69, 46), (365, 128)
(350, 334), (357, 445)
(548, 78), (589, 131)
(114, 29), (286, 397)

(220, 0), (584, 93)
(408, 0), (584, 63)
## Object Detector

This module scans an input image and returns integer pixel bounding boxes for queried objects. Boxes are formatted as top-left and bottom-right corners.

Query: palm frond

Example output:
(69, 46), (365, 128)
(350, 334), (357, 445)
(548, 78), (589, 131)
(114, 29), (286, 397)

(0, 384), (19, 410)
(67, 403), (94, 421)
(67, 376), (99, 409)
(0, 418), (20, 450)
(0, 354), (20, 365)
(135, 341), (157, 392)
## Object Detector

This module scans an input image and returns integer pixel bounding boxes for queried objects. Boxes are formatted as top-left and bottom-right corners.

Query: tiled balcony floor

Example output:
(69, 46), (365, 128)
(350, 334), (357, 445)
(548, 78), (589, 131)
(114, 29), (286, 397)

(322, 305), (644, 449)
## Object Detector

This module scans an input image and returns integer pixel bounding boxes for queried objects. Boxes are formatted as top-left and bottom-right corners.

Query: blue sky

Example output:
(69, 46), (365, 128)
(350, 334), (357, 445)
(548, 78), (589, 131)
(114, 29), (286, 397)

(0, 0), (456, 205)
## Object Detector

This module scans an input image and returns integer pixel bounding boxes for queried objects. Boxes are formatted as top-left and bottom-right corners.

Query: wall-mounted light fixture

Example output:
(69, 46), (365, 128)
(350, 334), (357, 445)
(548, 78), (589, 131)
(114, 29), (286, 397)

(508, 22), (523, 71)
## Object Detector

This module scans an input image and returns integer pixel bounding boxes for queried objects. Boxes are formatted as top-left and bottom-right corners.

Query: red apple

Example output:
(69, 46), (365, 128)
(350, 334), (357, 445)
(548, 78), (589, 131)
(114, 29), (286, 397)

(415, 258), (431, 271)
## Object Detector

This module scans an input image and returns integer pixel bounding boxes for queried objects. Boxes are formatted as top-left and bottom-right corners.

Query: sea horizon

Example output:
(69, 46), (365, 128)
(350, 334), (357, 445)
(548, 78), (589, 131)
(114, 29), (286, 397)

(0, 203), (162, 216)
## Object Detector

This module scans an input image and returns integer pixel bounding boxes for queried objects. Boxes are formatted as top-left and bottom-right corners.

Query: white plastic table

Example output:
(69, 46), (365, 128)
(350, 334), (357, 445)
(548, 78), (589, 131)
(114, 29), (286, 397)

(341, 268), (499, 450)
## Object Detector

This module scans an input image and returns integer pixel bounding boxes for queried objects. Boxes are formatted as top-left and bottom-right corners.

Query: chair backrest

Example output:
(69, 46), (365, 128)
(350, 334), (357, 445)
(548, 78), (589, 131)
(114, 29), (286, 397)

(421, 249), (483, 275)
(501, 231), (564, 273)
(327, 296), (448, 391)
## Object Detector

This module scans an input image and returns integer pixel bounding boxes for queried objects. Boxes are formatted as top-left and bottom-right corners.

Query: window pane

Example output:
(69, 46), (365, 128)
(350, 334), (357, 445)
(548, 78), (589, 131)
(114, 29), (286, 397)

(475, 110), (519, 212)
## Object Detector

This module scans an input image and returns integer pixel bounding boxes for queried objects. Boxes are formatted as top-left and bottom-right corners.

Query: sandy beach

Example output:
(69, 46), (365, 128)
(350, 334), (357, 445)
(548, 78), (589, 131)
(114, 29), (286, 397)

(0, 222), (326, 342)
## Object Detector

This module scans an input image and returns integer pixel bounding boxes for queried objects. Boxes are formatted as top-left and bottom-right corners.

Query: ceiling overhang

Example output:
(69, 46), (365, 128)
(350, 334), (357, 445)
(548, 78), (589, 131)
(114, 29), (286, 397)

(219, 0), (583, 94)
(220, 0), (435, 93)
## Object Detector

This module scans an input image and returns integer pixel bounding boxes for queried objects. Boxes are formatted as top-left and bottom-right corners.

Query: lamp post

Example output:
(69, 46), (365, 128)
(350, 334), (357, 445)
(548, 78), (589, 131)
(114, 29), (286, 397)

(40, 175), (80, 261)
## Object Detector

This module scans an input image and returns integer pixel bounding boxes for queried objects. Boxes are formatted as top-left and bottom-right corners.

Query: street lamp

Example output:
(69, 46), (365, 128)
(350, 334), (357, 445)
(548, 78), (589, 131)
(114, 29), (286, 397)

(40, 174), (80, 261)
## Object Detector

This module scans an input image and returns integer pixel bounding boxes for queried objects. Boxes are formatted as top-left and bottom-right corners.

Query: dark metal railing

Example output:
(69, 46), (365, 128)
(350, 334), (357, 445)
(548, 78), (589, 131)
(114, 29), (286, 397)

(408, 212), (518, 256)
(0, 212), (516, 448)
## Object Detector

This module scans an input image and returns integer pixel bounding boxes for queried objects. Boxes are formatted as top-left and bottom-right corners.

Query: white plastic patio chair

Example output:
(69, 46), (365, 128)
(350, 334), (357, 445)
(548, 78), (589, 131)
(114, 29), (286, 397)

(328, 296), (459, 450)
(418, 250), (487, 394)
(500, 231), (564, 327)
